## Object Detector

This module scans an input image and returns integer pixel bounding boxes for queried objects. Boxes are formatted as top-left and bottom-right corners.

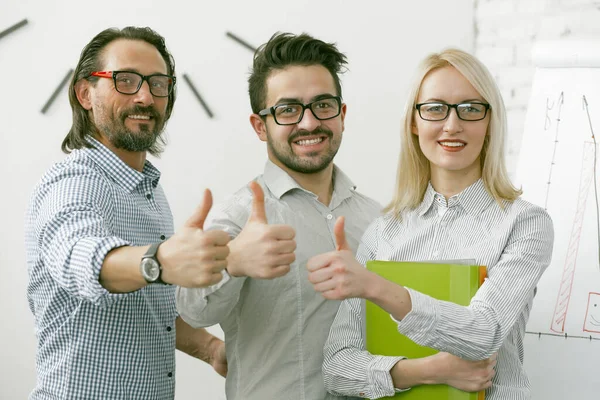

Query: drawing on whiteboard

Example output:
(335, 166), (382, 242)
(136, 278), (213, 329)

(583, 292), (600, 333)
(583, 95), (600, 271)
(544, 92), (564, 210)
(550, 141), (595, 333)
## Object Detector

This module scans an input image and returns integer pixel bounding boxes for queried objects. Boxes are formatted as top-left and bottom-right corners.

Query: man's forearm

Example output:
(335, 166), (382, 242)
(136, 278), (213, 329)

(99, 245), (149, 293)
(175, 316), (221, 363)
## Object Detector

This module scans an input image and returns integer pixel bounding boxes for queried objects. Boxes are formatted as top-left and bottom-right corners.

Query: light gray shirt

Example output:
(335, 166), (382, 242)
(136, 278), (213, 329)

(177, 160), (380, 400)
(323, 179), (554, 399)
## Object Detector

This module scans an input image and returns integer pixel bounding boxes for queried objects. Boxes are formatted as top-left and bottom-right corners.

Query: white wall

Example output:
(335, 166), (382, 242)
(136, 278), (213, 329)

(0, 1), (474, 399)
(474, 0), (600, 176)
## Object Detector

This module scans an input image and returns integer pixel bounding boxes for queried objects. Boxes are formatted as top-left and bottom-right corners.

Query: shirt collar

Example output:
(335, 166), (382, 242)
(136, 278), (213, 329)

(262, 160), (356, 204)
(417, 183), (437, 216)
(456, 178), (495, 215)
(81, 136), (161, 193)
(418, 179), (493, 216)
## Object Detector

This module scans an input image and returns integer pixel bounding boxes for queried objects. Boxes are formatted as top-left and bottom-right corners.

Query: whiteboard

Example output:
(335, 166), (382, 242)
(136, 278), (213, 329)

(516, 39), (600, 399)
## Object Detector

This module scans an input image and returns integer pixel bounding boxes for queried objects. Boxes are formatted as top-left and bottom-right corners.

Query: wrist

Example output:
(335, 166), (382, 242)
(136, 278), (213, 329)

(390, 357), (434, 389)
(363, 271), (385, 302)
(206, 336), (223, 364)
(225, 239), (244, 277)
(154, 242), (171, 284)
(419, 356), (439, 385)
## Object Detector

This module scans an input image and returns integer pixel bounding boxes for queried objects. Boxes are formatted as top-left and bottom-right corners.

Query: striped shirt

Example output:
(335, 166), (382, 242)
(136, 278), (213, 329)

(323, 179), (554, 399)
(177, 160), (381, 400)
(25, 138), (178, 400)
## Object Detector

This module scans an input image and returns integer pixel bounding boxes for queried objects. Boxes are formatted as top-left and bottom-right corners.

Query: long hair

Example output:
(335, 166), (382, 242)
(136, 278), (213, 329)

(62, 26), (176, 156)
(248, 32), (347, 114)
(385, 48), (521, 217)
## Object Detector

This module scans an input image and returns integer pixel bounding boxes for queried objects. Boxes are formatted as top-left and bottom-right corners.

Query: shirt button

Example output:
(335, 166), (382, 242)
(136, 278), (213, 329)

(326, 214), (333, 220)
(146, 193), (152, 200)
(160, 234), (166, 240)
(168, 372), (173, 378)
(166, 326), (172, 332)
(432, 251), (439, 257)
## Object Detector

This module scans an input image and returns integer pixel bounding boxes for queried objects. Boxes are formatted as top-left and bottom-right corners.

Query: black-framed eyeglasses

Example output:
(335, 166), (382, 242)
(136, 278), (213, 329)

(415, 102), (491, 121)
(90, 70), (176, 98)
(258, 96), (342, 126)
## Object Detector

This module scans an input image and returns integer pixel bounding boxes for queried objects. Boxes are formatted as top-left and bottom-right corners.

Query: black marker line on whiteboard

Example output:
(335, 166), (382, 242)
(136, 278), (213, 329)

(583, 95), (600, 271)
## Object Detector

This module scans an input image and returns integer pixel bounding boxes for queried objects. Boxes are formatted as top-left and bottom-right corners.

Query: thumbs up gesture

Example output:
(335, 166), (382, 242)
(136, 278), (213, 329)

(158, 189), (231, 287)
(226, 181), (296, 279)
(306, 216), (372, 300)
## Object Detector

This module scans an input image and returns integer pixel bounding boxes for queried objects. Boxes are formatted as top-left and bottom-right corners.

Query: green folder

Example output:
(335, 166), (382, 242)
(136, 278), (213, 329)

(365, 260), (487, 400)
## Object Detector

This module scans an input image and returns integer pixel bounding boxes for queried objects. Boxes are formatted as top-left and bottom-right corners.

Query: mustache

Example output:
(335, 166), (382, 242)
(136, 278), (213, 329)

(120, 105), (161, 122)
(288, 127), (333, 144)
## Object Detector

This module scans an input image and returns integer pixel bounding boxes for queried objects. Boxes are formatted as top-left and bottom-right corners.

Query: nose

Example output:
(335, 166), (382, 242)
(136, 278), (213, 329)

(443, 107), (463, 134)
(296, 107), (321, 131)
(133, 80), (154, 106)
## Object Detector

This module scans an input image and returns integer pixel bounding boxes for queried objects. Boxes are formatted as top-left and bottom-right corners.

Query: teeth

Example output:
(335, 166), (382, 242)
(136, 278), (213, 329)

(128, 115), (151, 120)
(440, 141), (465, 147)
(296, 138), (323, 146)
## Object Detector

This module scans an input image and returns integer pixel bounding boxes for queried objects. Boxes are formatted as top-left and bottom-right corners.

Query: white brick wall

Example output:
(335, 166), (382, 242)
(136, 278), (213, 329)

(474, 0), (600, 176)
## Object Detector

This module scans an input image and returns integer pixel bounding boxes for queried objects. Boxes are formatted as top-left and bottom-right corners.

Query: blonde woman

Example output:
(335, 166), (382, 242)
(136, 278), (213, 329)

(307, 49), (554, 399)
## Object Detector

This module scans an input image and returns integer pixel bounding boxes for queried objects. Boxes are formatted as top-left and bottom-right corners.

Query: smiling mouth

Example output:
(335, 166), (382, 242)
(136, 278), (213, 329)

(439, 141), (466, 147)
(295, 137), (324, 146)
(292, 135), (328, 146)
(127, 115), (152, 121)
(589, 316), (600, 326)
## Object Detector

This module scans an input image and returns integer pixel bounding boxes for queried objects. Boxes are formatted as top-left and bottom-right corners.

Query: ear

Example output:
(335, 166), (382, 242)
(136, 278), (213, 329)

(74, 79), (93, 110)
(411, 116), (419, 136)
(249, 113), (268, 142)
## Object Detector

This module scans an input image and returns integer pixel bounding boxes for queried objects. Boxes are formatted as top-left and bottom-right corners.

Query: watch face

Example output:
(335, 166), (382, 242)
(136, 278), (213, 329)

(141, 258), (160, 282)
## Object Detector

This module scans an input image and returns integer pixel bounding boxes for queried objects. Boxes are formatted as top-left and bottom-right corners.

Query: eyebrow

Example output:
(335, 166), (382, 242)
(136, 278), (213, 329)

(273, 93), (337, 105)
(116, 68), (169, 75)
(421, 98), (486, 103)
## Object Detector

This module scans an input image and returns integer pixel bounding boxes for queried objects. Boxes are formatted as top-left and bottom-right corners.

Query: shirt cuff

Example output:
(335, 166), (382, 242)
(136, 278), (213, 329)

(391, 287), (438, 341)
(366, 355), (408, 398)
(201, 269), (232, 298)
(175, 272), (232, 318)
(74, 236), (131, 307)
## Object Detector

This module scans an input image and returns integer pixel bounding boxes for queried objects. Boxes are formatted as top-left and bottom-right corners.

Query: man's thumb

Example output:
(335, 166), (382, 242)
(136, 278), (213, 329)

(248, 181), (267, 224)
(334, 216), (350, 251)
(185, 188), (213, 229)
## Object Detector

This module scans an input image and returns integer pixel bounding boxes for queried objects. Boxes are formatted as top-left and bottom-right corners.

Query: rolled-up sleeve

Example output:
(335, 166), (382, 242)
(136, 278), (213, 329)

(32, 176), (130, 307)
(324, 298), (405, 398)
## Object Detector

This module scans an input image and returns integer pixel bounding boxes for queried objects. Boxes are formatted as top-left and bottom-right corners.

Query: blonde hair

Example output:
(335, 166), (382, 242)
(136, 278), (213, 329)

(384, 48), (521, 216)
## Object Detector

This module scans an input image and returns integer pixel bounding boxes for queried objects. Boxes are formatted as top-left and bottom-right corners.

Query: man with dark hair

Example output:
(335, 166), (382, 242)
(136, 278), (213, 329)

(176, 31), (380, 400)
(177, 32), (499, 400)
(26, 26), (229, 399)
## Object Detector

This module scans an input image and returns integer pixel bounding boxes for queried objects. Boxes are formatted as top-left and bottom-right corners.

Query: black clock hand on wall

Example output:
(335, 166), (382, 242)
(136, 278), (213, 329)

(41, 69), (74, 114)
(225, 31), (257, 53)
(0, 19), (28, 41)
(182, 73), (214, 119)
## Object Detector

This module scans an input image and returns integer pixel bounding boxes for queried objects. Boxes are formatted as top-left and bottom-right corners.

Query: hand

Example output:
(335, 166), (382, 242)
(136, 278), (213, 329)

(432, 352), (496, 392)
(226, 181), (296, 279)
(306, 216), (373, 300)
(209, 338), (227, 378)
(158, 189), (231, 287)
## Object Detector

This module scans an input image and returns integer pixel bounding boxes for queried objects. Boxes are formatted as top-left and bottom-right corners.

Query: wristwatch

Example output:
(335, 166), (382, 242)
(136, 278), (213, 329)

(140, 243), (165, 284)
